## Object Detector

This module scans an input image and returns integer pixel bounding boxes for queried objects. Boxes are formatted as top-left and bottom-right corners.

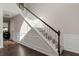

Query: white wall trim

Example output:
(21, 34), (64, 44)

(64, 49), (79, 54)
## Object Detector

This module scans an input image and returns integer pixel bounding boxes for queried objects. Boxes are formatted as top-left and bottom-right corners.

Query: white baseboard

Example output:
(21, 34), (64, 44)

(64, 49), (79, 54)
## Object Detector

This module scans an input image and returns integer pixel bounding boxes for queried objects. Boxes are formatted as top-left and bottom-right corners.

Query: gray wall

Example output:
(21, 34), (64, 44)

(25, 3), (79, 34)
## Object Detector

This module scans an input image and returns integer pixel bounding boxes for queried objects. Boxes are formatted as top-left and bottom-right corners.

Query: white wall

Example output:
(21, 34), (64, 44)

(25, 3), (79, 53)
(10, 14), (31, 42)
(0, 9), (3, 48)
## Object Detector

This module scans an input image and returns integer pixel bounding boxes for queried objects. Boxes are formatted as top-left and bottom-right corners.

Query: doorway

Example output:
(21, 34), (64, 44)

(3, 18), (10, 40)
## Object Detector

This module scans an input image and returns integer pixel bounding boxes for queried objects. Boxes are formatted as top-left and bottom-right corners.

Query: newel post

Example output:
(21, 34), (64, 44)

(58, 30), (60, 56)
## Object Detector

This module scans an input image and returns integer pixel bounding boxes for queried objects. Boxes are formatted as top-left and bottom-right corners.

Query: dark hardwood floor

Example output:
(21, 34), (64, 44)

(0, 40), (79, 56)
(62, 50), (79, 56)
(0, 40), (46, 56)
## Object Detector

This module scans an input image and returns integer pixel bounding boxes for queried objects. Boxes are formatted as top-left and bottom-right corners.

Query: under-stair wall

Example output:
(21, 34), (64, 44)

(10, 14), (58, 55)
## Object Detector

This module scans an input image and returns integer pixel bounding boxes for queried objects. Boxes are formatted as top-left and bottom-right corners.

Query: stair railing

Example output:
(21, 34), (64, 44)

(17, 3), (61, 56)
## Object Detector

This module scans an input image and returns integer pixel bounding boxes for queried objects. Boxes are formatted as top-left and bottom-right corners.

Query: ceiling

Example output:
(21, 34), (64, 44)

(0, 3), (20, 18)
(3, 10), (18, 18)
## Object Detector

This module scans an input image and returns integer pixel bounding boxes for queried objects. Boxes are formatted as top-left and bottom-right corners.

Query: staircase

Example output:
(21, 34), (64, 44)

(16, 3), (61, 56)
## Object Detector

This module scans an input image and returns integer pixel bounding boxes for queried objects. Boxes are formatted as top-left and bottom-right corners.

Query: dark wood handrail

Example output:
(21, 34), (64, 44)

(19, 3), (58, 34)
(18, 3), (60, 56)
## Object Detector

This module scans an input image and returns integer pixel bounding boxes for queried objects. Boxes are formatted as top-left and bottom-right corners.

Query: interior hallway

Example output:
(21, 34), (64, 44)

(0, 40), (79, 56)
